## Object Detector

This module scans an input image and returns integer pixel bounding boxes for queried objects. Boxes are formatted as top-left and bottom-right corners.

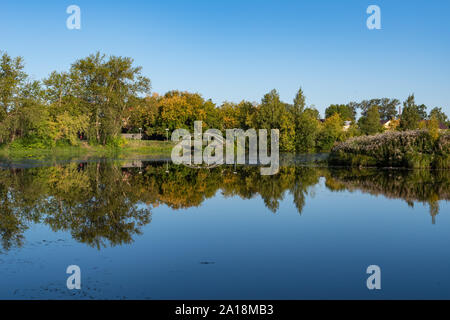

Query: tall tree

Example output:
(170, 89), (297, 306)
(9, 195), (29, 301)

(256, 89), (286, 130)
(317, 113), (344, 152)
(354, 98), (399, 121)
(378, 98), (400, 121)
(399, 94), (421, 130)
(296, 109), (321, 153)
(0, 52), (27, 122)
(70, 52), (151, 144)
(44, 72), (70, 107)
(293, 87), (306, 115)
(291, 87), (310, 152)
(416, 104), (428, 120)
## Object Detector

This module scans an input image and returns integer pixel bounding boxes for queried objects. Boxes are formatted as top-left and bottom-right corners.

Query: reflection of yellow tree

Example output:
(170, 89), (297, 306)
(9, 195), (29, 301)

(428, 194), (440, 225)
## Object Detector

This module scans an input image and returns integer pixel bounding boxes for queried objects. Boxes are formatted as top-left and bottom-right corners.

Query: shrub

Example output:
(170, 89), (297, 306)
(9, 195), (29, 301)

(106, 136), (128, 148)
(329, 130), (450, 168)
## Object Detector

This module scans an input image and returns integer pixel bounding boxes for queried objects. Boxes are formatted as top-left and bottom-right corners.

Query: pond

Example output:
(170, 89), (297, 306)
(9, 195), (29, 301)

(0, 156), (449, 299)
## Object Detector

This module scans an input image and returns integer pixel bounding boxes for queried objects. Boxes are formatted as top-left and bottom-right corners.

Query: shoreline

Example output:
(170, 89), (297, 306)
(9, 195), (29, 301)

(0, 140), (174, 160)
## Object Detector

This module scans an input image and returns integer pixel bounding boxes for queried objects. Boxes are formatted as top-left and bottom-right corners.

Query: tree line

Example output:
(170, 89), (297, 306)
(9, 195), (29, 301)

(1, 51), (448, 152)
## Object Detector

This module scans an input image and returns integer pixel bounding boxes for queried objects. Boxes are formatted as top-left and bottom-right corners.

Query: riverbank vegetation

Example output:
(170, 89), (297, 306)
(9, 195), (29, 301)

(0, 140), (174, 159)
(0, 51), (449, 158)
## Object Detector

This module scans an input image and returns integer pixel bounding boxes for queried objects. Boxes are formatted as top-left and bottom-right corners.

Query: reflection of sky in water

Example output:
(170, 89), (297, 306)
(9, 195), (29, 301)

(1, 175), (449, 300)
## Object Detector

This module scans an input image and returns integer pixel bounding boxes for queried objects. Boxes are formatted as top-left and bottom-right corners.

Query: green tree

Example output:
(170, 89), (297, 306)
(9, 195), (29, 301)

(290, 87), (310, 152)
(354, 98), (399, 121)
(429, 107), (449, 126)
(303, 107), (320, 120)
(399, 94), (421, 130)
(426, 114), (440, 140)
(377, 98), (400, 121)
(43, 71), (73, 110)
(296, 110), (321, 153)
(236, 100), (257, 130)
(256, 89), (286, 130)
(279, 110), (296, 152)
(317, 113), (344, 152)
(53, 112), (90, 145)
(292, 87), (306, 115)
(416, 104), (428, 120)
(70, 52), (151, 145)
(254, 89), (296, 152)
(0, 52), (27, 122)
(325, 104), (355, 121)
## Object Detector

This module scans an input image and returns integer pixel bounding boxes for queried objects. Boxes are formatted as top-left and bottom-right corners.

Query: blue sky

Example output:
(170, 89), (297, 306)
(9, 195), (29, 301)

(1, 0), (449, 116)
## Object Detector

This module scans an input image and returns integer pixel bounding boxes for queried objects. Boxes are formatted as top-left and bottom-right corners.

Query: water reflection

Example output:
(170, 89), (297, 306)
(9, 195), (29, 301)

(0, 160), (448, 252)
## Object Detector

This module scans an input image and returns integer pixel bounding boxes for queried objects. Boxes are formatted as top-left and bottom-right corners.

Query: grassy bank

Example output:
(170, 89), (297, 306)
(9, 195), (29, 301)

(0, 140), (174, 160)
(329, 130), (450, 169)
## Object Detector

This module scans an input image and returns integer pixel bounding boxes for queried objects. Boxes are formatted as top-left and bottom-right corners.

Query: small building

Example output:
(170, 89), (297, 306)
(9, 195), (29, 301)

(381, 119), (400, 130)
(343, 120), (352, 131)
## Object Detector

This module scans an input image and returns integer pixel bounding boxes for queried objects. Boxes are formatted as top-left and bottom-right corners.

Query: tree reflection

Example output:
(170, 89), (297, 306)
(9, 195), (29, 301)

(325, 168), (450, 224)
(0, 161), (448, 252)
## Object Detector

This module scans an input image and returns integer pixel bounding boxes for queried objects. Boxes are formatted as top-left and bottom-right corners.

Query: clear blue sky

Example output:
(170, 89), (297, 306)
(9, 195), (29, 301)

(1, 0), (449, 116)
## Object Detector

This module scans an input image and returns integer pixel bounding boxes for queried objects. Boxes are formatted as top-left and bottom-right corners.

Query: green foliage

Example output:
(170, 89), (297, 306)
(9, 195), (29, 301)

(106, 136), (129, 148)
(317, 113), (344, 152)
(10, 137), (51, 150)
(295, 110), (321, 153)
(293, 87), (306, 115)
(400, 107), (421, 130)
(256, 89), (286, 130)
(255, 89), (297, 152)
(54, 112), (89, 145)
(0, 52), (27, 123)
(70, 52), (151, 145)
(352, 98), (399, 122)
(325, 104), (355, 121)
(279, 110), (296, 152)
(425, 115), (440, 141)
(399, 94), (427, 130)
(429, 107), (449, 126)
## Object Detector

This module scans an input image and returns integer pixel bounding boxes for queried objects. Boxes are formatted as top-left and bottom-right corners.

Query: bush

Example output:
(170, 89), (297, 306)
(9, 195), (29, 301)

(9, 136), (54, 150)
(106, 136), (128, 148)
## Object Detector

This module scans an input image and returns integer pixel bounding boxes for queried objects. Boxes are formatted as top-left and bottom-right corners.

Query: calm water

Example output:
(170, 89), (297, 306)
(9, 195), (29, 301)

(0, 156), (449, 299)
